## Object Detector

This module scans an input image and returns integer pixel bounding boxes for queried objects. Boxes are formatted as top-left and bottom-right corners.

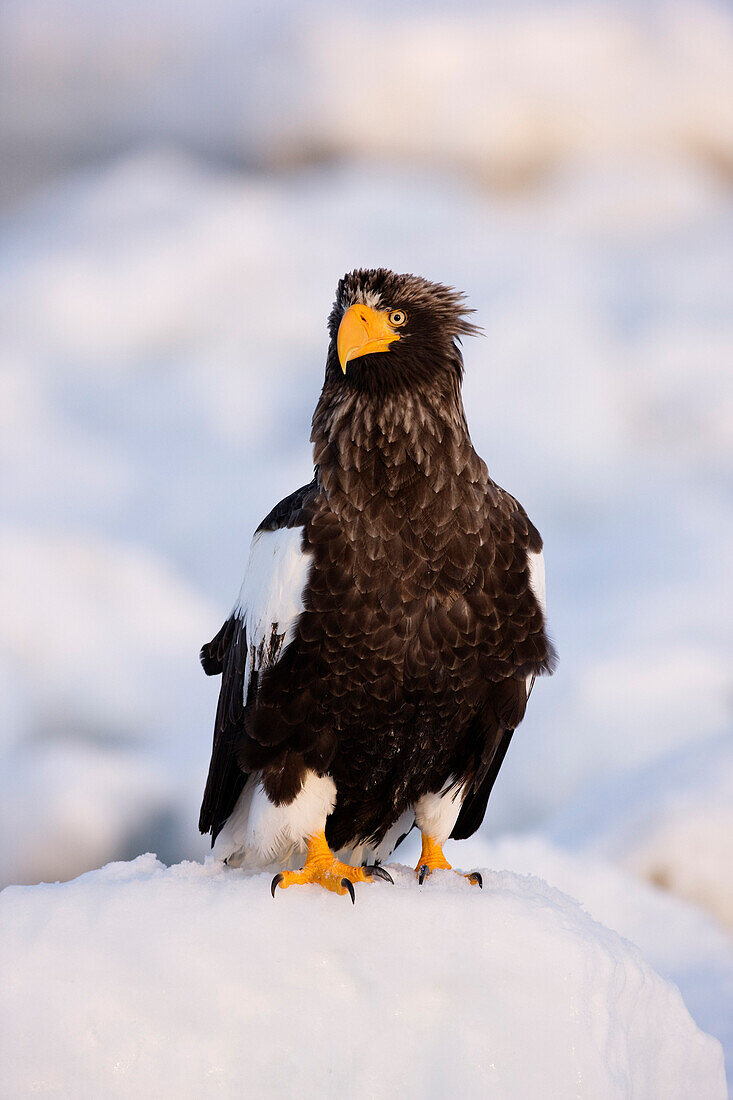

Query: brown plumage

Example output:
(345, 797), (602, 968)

(200, 268), (555, 874)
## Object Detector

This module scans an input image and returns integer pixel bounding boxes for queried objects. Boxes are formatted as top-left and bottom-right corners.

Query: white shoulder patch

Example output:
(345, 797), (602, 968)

(234, 524), (312, 701)
(526, 548), (547, 698)
(527, 548), (546, 617)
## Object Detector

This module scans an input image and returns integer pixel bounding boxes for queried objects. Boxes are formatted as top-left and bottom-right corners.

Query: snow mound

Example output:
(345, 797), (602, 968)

(445, 832), (733, 1080)
(0, 856), (725, 1099)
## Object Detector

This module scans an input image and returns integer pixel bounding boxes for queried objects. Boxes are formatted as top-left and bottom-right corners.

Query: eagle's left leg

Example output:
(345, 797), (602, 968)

(413, 788), (482, 887)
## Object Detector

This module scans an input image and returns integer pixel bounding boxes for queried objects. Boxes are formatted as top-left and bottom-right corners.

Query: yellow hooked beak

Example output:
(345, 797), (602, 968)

(337, 304), (401, 373)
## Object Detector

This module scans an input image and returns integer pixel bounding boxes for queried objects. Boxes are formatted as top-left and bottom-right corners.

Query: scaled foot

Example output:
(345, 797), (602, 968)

(271, 831), (393, 902)
(415, 835), (482, 888)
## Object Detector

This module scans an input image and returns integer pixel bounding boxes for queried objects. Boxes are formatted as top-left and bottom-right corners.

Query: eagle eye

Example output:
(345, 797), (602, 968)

(388, 310), (407, 328)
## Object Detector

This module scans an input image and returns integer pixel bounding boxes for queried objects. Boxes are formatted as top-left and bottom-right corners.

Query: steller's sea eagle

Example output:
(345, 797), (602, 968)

(199, 268), (555, 899)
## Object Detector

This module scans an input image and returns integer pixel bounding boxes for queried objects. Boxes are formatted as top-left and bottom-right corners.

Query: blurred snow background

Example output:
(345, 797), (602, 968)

(1, 0), (732, 1062)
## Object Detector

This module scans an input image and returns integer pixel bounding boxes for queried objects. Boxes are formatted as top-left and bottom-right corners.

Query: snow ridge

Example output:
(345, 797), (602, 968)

(0, 856), (725, 1099)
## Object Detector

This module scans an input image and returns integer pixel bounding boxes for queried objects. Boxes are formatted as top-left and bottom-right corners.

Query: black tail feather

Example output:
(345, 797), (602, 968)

(451, 729), (514, 841)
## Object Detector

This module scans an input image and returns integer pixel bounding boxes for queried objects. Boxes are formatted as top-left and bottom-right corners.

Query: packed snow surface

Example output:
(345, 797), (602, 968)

(0, 854), (725, 1100)
(450, 832), (733, 1078)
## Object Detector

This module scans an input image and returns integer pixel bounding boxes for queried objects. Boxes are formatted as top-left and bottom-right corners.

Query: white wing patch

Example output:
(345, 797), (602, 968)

(234, 524), (313, 704)
(211, 524), (321, 867)
(527, 548), (546, 617)
(526, 548), (547, 698)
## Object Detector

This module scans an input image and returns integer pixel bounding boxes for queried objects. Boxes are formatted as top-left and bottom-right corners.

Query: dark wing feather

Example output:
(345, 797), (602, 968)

(200, 616), (236, 676)
(199, 479), (317, 843)
(198, 614), (248, 841)
(256, 480), (316, 532)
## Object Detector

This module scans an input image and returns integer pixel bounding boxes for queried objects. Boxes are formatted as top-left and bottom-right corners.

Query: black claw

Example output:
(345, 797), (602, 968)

(418, 864), (430, 885)
(468, 872), (483, 888)
(342, 878), (356, 904)
(270, 873), (283, 898)
(366, 865), (394, 884)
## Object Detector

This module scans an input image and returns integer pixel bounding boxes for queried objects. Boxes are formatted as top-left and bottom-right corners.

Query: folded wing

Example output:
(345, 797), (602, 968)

(199, 482), (315, 843)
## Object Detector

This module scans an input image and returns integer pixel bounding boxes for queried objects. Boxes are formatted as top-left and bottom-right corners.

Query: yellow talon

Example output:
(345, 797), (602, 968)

(271, 831), (392, 900)
(415, 835), (482, 888)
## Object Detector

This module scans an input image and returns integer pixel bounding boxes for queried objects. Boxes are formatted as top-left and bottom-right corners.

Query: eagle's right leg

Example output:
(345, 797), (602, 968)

(247, 769), (391, 901)
(272, 830), (392, 901)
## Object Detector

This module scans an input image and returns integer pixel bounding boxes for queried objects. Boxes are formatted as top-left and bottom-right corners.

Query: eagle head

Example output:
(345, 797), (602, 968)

(326, 269), (479, 396)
